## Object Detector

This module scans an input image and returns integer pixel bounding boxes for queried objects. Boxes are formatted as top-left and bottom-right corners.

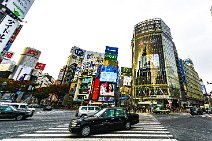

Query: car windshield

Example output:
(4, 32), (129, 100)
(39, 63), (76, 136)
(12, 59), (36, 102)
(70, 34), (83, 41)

(94, 108), (107, 117)
(10, 106), (18, 111)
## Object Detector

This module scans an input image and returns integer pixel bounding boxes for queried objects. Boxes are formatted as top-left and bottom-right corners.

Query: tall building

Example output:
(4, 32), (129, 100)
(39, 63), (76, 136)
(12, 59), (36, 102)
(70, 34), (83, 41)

(131, 18), (181, 107)
(9, 47), (41, 80)
(179, 58), (204, 106)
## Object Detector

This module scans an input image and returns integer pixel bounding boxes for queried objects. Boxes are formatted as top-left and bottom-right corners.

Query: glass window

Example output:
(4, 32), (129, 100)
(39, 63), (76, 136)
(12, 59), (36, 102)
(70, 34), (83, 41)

(20, 105), (27, 109)
(115, 109), (126, 117)
(95, 107), (100, 111)
(108, 109), (115, 117)
(81, 107), (87, 110)
(4, 107), (12, 112)
(12, 105), (18, 108)
(88, 107), (94, 110)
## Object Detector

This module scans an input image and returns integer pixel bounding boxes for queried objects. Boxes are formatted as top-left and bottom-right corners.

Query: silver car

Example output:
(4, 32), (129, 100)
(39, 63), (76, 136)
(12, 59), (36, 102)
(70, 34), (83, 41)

(76, 106), (100, 117)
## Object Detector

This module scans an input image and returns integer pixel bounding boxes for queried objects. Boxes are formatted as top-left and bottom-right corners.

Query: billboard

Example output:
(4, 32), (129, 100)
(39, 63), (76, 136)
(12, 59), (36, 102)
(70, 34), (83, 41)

(105, 46), (118, 54)
(91, 78), (100, 101)
(100, 66), (118, 83)
(12, 65), (32, 80)
(80, 51), (104, 75)
(100, 82), (115, 96)
(34, 62), (46, 70)
(4, 51), (14, 59)
(20, 55), (38, 68)
(2, 24), (23, 55)
(98, 96), (114, 102)
(2, 0), (35, 20)
(140, 54), (159, 68)
(123, 76), (131, 86)
(0, 15), (19, 53)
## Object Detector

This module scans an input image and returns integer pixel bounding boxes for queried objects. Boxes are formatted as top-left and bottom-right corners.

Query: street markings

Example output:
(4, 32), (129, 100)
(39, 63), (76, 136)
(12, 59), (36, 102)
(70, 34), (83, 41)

(1, 114), (177, 141)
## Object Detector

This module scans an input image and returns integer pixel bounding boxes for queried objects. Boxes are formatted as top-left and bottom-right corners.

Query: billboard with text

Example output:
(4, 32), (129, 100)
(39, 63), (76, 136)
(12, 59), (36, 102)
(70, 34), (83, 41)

(2, 0), (35, 20)
(0, 15), (19, 53)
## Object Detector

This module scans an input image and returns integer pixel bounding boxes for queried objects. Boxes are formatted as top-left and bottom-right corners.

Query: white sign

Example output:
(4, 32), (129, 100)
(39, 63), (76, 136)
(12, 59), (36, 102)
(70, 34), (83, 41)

(2, 0), (35, 20)
(100, 72), (117, 83)
(12, 65), (32, 80)
(0, 15), (19, 53)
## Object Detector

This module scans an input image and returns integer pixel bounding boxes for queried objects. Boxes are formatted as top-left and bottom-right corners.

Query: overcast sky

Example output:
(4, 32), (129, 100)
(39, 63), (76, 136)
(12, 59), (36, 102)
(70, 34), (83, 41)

(10, 0), (212, 92)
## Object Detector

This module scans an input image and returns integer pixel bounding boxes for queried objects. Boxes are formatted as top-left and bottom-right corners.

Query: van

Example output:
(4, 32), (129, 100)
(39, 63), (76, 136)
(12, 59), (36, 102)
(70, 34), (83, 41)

(76, 106), (100, 117)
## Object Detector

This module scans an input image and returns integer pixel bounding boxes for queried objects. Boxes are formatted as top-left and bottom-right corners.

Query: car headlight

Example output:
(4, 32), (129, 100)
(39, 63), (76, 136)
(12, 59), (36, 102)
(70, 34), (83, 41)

(71, 120), (78, 127)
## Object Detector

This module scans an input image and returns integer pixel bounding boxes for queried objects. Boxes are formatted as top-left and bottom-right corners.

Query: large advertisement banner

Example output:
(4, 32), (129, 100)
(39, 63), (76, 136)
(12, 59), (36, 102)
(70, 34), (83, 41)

(2, 0), (35, 20)
(100, 66), (118, 83)
(12, 65), (32, 80)
(100, 82), (115, 96)
(140, 54), (159, 68)
(0, 15), (19, 53)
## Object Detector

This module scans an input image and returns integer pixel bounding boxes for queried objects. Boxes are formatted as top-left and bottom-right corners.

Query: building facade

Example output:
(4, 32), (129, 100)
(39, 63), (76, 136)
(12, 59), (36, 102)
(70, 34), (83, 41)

(9, 47), (41, 80)
(180, 58), (204, 106)
(131, 18), (181, 107)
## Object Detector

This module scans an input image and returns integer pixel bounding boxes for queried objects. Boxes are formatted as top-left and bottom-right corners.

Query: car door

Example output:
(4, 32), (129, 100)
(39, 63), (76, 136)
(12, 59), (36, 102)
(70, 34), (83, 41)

(97, 109), (113, 132)
(88, 106), (95, 116)
(112, 108), (127, 130)
(0, 106), (14, 119)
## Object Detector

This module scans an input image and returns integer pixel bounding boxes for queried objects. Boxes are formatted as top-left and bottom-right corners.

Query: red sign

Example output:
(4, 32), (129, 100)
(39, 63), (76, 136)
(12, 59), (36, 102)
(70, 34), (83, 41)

(26, 49), (38, 56)
(138, 41), (143, 46)
(4, 52), (14, 59)
(35, 62), (46, 70)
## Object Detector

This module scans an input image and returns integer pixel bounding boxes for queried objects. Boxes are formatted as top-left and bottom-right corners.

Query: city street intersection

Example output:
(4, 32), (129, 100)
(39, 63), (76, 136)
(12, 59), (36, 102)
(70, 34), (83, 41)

(0, 109), (211, 141)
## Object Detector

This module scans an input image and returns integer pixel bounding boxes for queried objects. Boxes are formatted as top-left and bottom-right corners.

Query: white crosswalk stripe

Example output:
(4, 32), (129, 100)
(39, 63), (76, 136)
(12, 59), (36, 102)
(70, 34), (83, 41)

(1, 114), (177, 141)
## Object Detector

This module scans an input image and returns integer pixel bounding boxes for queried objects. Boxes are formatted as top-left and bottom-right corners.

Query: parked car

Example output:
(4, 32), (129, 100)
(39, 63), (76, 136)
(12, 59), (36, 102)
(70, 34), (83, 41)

(0, 105), (33, 120)
(206, 108), (212, 114)
(0, 102), (35, 117)
(43, 105), (52, 111)
(69, 107), (139, 137)
(76, 106), (100, 117)
(152, 107), (170, 114)
(190, 107), (203, 115)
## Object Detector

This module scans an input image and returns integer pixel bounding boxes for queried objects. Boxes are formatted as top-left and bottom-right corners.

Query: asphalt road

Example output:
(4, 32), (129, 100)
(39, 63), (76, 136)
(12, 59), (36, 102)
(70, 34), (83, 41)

(0, 109), (211, 141)
(0, 109), (75, 140)
(154, 112), (212, 141)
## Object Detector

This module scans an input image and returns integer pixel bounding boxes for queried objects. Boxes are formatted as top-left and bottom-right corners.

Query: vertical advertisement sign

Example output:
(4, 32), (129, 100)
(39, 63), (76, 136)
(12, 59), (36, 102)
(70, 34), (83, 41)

(2, 0), (35, 20)
(0, 15), (19, 53)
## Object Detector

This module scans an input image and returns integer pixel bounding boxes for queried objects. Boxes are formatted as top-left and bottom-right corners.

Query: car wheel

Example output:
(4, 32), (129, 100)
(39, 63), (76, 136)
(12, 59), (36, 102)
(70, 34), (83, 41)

(30, 111), (34, 116)
(81, 114), (87, 118)
(81, 126), (91, 137)
(16, 114), (23, 121)
(125, 121), (131, 130)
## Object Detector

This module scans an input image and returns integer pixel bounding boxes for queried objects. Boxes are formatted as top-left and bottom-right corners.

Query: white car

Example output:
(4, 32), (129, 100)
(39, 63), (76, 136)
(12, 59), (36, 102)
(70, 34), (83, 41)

(76, 106), (100, 117)
(0, 102), (35, 116)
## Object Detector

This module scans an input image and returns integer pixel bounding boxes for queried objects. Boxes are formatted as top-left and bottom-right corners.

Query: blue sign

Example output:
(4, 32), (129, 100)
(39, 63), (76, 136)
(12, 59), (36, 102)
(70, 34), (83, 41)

(105, 46), (118, 54)
(100, 66), (118, 83)
(180, 59), (187, 83)
(5, 43), (12, 51)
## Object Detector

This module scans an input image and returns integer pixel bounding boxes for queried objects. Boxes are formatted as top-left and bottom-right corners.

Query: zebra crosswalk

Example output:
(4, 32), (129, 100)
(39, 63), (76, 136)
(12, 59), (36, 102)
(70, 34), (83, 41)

(1, 114), (177, 141)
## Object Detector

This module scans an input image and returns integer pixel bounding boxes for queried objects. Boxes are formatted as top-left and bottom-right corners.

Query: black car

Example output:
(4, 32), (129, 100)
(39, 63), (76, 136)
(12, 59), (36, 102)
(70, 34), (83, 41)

(69, 107), (139, 137)
(0, 105), (32, 120)
(190, 107), (203, 115)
